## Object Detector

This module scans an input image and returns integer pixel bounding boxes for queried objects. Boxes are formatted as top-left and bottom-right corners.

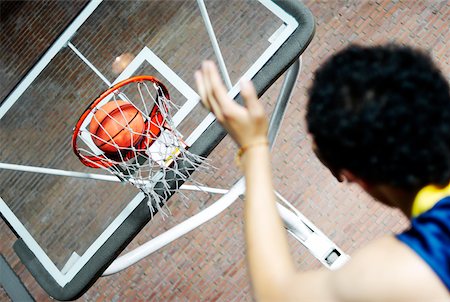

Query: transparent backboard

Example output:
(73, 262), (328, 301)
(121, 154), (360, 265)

(0, 0), (299, 289)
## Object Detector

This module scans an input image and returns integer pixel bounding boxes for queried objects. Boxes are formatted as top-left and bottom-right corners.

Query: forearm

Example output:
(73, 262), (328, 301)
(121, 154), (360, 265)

(242, 144), (295, 299)
(195, 61), (297, 299)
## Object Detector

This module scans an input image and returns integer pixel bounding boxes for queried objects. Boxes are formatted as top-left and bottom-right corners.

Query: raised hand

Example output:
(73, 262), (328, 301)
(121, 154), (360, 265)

(195, 61), (268, 148)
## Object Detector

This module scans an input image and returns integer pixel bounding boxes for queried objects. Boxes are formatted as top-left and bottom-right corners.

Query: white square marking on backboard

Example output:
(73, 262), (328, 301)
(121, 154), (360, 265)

(79, 47), (201, 156)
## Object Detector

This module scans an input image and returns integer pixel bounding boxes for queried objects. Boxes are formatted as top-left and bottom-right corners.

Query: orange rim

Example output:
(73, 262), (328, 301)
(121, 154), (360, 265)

(72, 75), (171, 168)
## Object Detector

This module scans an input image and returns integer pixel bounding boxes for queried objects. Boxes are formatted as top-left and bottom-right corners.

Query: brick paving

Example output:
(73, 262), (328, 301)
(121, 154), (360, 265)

(1, 0), (449, 301)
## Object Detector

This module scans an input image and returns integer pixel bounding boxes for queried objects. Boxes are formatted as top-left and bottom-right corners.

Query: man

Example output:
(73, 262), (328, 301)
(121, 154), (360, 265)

(195, 44), (449, 301)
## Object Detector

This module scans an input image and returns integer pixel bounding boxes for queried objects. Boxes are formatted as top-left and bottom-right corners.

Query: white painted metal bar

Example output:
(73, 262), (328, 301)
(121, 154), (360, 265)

(186, 2), (298, 146)
(67, 42), (112, 86)
(102, 176), (349, 275)
(179, 185), (229, 195)
(196, 0), (233, 90)
(103, 178), (246, 275)
(0, 162), (229, 194)
(0, 163), (119, 182)
(276, 195), (350, 270)
(275, 190), (350, 269)
(0, 0), (103, 120)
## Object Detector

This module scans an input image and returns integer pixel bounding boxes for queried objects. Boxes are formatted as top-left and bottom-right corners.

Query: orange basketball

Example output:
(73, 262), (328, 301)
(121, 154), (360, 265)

(89, 100), (145, 153)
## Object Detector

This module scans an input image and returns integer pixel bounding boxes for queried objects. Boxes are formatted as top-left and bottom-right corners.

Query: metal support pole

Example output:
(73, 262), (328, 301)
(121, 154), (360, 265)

(196, 0), (233, 90)
(267, 58), (301, 147)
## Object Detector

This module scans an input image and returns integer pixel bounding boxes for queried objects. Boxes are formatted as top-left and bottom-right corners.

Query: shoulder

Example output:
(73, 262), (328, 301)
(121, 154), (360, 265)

(397, 196), (450, 291)
(282, 236), (449, 302)
(328, 236), (449, 302)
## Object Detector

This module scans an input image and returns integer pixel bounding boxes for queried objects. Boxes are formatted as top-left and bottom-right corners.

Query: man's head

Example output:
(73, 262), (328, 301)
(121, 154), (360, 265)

(306, 44), (450, 192)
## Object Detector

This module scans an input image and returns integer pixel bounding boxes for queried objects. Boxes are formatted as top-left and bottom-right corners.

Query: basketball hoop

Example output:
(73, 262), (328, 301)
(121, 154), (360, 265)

(72, 75), (209, 214)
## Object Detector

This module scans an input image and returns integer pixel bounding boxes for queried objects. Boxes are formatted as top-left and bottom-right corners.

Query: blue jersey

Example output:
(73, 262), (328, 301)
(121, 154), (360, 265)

(397, 196), (450, 290)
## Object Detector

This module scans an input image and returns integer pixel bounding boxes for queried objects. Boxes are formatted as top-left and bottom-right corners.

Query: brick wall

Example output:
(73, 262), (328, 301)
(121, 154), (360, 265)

(1, 0), (449, 301)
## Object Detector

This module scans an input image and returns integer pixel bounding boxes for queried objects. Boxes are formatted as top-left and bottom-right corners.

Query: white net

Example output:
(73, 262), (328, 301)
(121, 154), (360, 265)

(73, 77), (211, 215)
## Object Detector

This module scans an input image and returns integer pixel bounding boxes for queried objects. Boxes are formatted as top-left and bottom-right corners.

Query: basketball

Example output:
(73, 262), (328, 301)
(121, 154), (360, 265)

(89, 100), (145, 153)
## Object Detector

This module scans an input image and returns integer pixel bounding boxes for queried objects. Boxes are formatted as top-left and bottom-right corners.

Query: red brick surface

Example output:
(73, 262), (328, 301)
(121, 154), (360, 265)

(1, 0), (449, 301)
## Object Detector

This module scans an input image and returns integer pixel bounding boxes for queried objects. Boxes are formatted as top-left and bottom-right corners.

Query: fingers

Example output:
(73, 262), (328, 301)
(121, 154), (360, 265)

(204, 61), (230, 109)
(195, 62), (221, 120)
(240, 79), (265, 119)
(196, 61), (241, 121)
(195, 71), (222, 121)
(195, 61), (268, 147)
(204, 62), (228, 120)
(194, 71), (208, 109)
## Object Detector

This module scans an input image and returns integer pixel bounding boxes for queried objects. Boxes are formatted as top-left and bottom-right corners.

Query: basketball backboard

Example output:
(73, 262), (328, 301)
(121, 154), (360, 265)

(0, 0), (324, 299)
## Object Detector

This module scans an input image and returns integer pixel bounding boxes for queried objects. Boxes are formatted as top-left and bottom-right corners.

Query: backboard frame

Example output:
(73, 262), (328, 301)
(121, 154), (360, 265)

(0, 0), (315, 299)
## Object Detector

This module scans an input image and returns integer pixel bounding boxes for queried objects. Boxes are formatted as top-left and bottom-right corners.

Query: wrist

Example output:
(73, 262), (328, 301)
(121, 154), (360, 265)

(235, 139), (269, 167)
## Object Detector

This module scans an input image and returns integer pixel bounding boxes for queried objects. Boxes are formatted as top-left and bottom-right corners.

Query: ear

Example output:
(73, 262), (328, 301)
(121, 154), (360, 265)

(340, 169), (371, 191)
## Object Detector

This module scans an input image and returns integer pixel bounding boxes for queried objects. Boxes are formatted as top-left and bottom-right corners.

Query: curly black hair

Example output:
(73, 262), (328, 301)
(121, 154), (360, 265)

(306, 44), (450, 190)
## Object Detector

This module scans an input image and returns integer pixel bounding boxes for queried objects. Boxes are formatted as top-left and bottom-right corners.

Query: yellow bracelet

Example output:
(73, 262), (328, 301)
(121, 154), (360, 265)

(235, 140), (269, 167)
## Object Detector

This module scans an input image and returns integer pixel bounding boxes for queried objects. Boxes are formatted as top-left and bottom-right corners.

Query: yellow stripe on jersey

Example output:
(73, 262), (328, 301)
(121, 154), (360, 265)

(412, 182), (450, 217)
